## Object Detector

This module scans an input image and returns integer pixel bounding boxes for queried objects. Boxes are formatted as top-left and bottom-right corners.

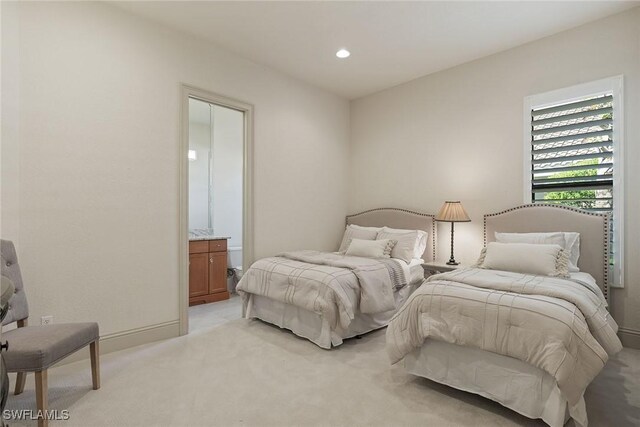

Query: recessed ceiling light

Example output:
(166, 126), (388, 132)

(336, 49), (350, 59)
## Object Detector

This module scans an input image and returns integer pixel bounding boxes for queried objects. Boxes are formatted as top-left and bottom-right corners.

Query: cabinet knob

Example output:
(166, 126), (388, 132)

(210, 257), (214, 263)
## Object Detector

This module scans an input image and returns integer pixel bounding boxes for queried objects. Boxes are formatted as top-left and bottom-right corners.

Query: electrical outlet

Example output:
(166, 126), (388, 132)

(41, 315), (53, 325)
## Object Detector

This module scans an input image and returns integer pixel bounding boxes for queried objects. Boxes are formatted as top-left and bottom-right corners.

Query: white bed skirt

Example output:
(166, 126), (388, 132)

(403, 340), (588, 427)
(244, 282), (421, 349)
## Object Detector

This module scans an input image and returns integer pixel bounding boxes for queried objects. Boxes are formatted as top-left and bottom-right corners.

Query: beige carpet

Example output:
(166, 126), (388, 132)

(5, 318), (640, 426)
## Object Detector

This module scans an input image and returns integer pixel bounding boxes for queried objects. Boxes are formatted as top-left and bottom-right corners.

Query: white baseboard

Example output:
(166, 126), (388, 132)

(619, 327), (640, 349)
(56, 319), (181, 366)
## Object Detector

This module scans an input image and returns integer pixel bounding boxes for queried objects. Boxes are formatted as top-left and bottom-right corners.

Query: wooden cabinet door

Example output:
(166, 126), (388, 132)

(209, 251), (227, 294)
(189, 252), (209, 298)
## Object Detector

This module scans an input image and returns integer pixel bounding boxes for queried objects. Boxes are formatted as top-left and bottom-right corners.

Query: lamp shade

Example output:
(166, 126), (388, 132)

(435, 201), (471, 222)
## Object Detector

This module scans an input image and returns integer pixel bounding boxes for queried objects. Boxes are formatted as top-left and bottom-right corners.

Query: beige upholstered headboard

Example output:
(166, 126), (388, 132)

(346, 208), (436, 261)
(484, 204), (610, 298)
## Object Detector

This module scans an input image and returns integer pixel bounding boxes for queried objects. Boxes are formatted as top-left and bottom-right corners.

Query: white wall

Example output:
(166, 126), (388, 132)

(1, 3), (20, 244)
(1, 1), (350, 337)
(350, 8), (640, 340)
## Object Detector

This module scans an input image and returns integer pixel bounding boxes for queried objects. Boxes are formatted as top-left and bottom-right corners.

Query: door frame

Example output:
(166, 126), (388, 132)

(179, 84), (254, 335)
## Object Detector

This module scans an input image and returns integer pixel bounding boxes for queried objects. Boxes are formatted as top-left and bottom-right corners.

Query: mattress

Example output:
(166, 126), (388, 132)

(244, 258), (425, 348)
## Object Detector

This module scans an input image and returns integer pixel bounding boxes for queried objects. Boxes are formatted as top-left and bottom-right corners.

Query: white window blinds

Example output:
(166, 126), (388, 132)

(525, 76), (624, 287)
(530, 94), (613, 211)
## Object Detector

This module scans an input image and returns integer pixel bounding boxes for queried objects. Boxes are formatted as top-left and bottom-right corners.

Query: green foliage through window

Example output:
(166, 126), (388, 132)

(544, 159), (599, 209)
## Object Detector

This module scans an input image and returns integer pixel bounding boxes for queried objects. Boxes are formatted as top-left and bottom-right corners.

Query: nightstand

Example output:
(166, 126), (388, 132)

(422, 261), (469, 276)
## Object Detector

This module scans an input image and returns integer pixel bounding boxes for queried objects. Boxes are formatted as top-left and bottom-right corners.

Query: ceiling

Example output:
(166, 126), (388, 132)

(114, 1), (638, 100)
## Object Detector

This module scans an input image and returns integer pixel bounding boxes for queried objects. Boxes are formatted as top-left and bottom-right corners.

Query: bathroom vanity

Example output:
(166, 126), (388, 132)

(188, 232), (230, 306)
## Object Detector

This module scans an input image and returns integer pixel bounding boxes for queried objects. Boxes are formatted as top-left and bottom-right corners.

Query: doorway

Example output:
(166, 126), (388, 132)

(179, 85), (253, 335)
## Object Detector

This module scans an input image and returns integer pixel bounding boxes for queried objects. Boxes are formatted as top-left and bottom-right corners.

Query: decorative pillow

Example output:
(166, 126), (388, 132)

(338, 225), (381, 253)
(381, 240), (397, 257)
(376, 227), (425, 263)
(495, 231), (580, 272)
(345, 238), (397, 258)
(476, 242), (570, 278)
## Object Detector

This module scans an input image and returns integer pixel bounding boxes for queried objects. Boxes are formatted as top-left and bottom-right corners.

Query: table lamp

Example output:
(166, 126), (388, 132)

(435, 201), (471, 265)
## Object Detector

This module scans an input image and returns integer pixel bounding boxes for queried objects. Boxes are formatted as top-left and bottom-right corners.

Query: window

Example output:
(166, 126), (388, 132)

(524, 76), (624, 287)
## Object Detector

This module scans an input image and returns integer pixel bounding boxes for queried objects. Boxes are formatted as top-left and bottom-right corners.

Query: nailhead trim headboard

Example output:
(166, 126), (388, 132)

(346, 208), (436, 262)
(484, 204), (610, 300)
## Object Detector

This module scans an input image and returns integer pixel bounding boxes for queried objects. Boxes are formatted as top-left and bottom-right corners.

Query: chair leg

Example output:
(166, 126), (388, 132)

(90, 340), (100, 390)
(14, 372), (27, 395)
(35, 370), (48, 427)
(14, 321), (28, 395)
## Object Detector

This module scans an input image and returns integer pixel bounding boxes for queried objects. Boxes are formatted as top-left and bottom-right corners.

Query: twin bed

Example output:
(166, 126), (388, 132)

(236, 205), (622, 427)
(238, 208), (435, 348)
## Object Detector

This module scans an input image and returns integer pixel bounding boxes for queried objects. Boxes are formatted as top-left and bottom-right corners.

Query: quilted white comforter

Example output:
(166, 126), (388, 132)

(386, 268), (622, 407)
(237, 250), (407, 331)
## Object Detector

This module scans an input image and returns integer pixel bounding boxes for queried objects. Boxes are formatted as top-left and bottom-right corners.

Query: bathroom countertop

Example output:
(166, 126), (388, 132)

(188, 229), (230, 241)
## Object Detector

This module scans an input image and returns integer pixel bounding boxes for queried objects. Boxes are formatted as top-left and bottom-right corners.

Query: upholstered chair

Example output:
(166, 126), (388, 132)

(0, 240), (100, 427)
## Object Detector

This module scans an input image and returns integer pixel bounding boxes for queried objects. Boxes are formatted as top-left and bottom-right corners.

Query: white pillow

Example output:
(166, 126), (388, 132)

(494, 232), (580, 272)
(345, 238), (396, 258)
(495, 231), (564, 246)
(376, 227), (425, 263)
(381, 227), (428, 258)
(338, 225), (381, 253)
(563, 232), (580, 273)
(413, 230), (429, 258)
(476, 242), (570, 278)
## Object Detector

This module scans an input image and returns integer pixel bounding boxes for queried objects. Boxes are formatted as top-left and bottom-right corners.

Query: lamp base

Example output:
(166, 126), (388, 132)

(446, 222), (459, 266)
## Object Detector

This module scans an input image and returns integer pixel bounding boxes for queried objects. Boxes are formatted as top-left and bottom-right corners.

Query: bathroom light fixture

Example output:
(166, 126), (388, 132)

(188, 150), (197, 161)
(336, 49), (350, 59)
